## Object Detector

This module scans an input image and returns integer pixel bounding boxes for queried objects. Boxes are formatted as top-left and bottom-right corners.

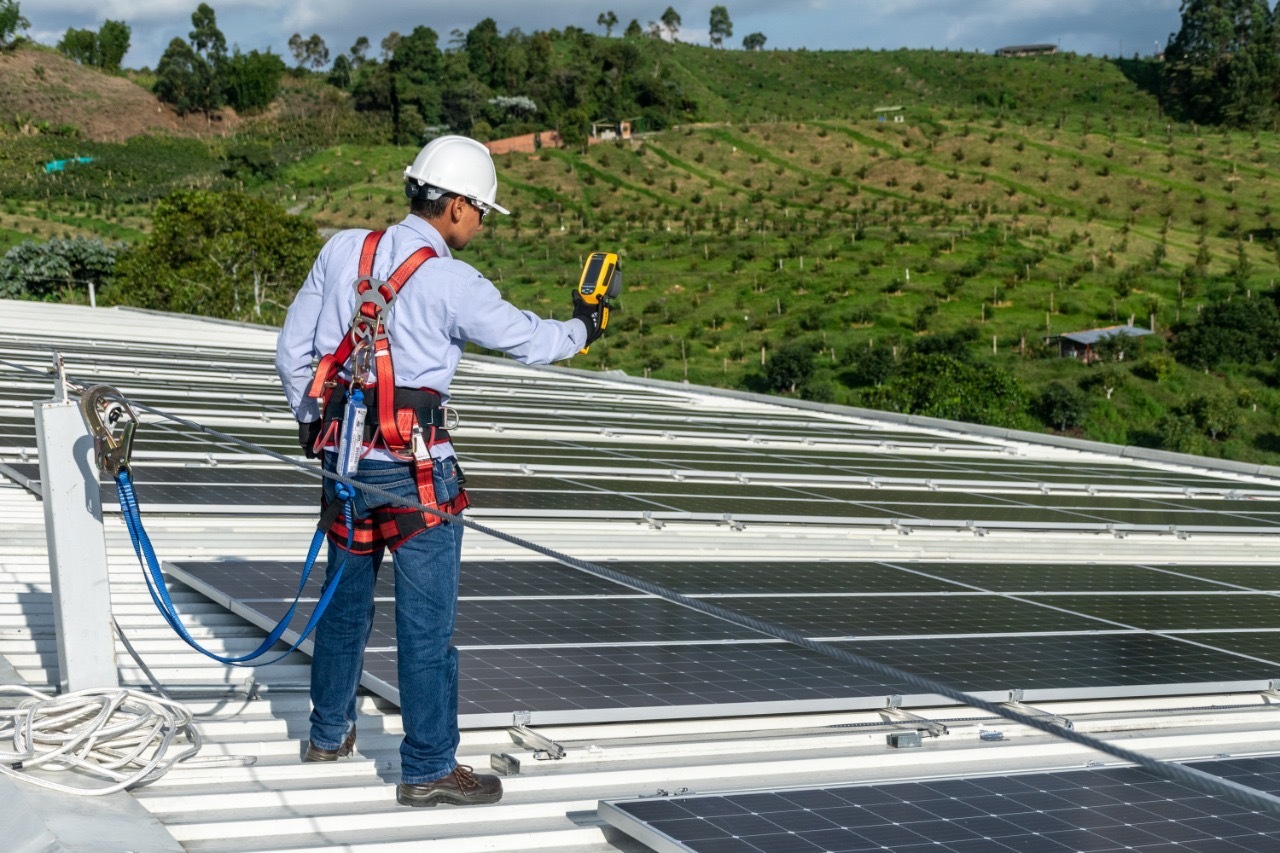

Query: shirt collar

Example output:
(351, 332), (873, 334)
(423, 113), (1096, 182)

(397, 214), (452, 258)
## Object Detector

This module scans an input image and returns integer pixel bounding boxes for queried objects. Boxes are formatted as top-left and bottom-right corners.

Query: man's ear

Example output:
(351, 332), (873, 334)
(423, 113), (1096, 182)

(451, 196), (466, 223)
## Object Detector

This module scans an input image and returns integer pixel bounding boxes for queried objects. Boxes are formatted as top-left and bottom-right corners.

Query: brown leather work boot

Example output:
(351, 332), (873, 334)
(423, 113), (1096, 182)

(396, 765), (503, 807)
(303, 729), (356, 762)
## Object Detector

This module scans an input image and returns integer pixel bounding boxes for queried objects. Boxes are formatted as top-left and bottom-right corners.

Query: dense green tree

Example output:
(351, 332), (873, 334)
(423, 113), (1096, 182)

(352, 59), (394, 112)
(742, 32), (766, 51)
(339, 23), (688, 140)
(1184, 391), (1243, 440)
(328, 53), (352, 89)
(844, 345), (896, 387)
(223, 48), (285, 112)
(105, 191), (320, 323)
(1163, 0), (1276, 126)
(709, 5), (733, 48)
(558, 107), (590, 148)
(391, 25), (446, 139)
(624, 19), (643, 38)
(1038, 382), (1089, 431)
(0, 237), (118, 301)
(1172, 296), (1280, 369)
(860, 353), (1031, 429)
(97, 19), (130, 71)
(465, 18), (502, 86)
(154, 38), (214, 116)
(765, 340), (815, 393)
(1156, 412), (1205, 454)
(57, 28), (99, 66)
(155, 4), (228, 116)
(222, 142), (278, 182)
(660, 6), (681, 40)
(439, 74), (492, 134)
(0, 0), (28, 50)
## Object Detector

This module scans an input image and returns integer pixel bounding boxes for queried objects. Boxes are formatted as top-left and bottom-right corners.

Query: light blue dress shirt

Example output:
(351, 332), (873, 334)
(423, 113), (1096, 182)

(276, 214), (586, 456)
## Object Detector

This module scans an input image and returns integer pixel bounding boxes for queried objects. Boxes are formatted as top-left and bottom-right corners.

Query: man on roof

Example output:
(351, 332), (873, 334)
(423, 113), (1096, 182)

(275, 135), (607, 807)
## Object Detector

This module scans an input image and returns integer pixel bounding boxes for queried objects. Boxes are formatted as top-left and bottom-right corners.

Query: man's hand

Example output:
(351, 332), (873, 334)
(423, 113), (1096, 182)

(298, 420), (322, 459)
(572, 291), (607, 346)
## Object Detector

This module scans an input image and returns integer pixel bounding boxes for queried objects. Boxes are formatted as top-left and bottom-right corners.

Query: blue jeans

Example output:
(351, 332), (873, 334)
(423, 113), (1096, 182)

(309, 454), (465, 784)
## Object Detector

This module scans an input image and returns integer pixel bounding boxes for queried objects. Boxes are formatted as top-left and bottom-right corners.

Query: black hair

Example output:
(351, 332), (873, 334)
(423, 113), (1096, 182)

(405, 182), (453, 218)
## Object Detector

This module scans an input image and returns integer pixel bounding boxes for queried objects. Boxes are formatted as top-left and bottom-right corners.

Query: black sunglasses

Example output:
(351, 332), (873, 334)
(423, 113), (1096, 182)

(465, 197), (491, 222)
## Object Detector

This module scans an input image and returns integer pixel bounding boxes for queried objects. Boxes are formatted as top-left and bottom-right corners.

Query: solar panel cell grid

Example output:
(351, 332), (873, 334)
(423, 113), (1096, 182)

(438, 642), (909, 715)
(610, 561), (959, 594)
(1038, 594), (1280, 630)
(840, 633), (1279, 689)
(721, 595), (1111, 637)
(602, 757), (1280, 853)
(168, 553), (1280, 721)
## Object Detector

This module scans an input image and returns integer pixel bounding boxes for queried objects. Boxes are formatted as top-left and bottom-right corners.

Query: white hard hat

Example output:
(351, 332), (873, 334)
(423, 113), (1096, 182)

(403, 135), (510, 215)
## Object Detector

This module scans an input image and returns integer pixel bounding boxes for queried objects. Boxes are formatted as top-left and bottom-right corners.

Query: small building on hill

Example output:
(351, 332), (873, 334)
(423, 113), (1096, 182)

(1051, 324), (1153, 363)
(996, 43), (1057, 58)
(591, 119), (635, 141)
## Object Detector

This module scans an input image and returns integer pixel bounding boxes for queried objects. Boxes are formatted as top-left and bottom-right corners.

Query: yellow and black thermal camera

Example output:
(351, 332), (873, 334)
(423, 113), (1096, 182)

(576, 252), (621, 354)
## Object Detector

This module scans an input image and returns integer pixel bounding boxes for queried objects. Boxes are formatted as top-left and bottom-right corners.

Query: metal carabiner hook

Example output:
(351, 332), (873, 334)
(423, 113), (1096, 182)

(79, 385), (137, 476)
(349, 340), (374, 388)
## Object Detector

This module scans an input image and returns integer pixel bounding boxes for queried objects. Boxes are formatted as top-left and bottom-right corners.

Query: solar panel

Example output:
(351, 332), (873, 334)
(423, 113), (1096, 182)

(600, 756), (1280, 853)
(167, 557), (1280, 724)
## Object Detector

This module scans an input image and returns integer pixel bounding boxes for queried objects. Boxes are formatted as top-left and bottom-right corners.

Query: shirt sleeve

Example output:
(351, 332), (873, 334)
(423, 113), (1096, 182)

(452, 271), (587, 364)
(275, 248), (328, 422)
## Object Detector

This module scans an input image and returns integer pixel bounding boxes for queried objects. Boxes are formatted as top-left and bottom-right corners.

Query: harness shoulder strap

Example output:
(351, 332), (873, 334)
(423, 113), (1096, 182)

(306, 230), (386, 401)
(332, 230), (390, 368)
(371, 245), (436, 446)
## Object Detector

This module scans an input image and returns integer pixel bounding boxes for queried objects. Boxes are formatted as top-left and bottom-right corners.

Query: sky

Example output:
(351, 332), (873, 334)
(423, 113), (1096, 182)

(27, 0), (1184, 71)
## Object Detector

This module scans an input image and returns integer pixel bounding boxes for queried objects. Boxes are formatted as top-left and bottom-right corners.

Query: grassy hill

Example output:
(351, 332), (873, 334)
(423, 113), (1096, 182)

(5, 41), (1280, 462)
(657, 44), (1160, 123)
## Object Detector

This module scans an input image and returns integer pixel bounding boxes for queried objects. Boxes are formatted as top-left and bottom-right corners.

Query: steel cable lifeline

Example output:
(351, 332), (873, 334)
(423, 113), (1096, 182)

(10, 355), (1280, 817)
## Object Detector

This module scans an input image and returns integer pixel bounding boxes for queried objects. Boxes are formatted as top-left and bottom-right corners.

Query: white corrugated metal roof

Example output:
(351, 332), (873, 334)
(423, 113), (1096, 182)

(4, 300), (1280, 851)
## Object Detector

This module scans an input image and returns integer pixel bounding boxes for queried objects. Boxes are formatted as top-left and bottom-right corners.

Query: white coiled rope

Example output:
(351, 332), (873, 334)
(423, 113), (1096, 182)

(0, 682), (251, 795)
(0, 684), (203, 795)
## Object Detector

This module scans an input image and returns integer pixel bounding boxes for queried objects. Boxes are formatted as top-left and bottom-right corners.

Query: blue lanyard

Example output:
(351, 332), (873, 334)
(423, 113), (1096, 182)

(115, 469), (351, 667)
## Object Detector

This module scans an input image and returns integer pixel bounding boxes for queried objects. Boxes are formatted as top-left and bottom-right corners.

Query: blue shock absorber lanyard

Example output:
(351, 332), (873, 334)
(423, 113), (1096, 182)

(115, 474), (353, 667)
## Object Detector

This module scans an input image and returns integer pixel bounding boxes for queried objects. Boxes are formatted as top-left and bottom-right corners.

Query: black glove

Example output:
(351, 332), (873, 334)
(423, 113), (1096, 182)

(298, 420), (322, 459)
(572, 291), (606, 346)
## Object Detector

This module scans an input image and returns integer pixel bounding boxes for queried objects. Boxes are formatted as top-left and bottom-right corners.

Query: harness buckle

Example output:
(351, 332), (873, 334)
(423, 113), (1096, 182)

(79, 385), (137, 476)
(442, 407), (460, 430)
(410, 424), (431, 461)
(349, 280), (394, 345)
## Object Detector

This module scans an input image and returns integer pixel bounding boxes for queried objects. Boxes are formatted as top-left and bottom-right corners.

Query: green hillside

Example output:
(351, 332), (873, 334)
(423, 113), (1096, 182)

(5, 41), (1280, 463)
(657, 44), (1160, 123)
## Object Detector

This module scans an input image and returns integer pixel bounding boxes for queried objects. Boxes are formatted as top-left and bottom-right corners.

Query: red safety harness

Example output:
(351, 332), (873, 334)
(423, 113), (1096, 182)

(306, 230), (470, 554)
